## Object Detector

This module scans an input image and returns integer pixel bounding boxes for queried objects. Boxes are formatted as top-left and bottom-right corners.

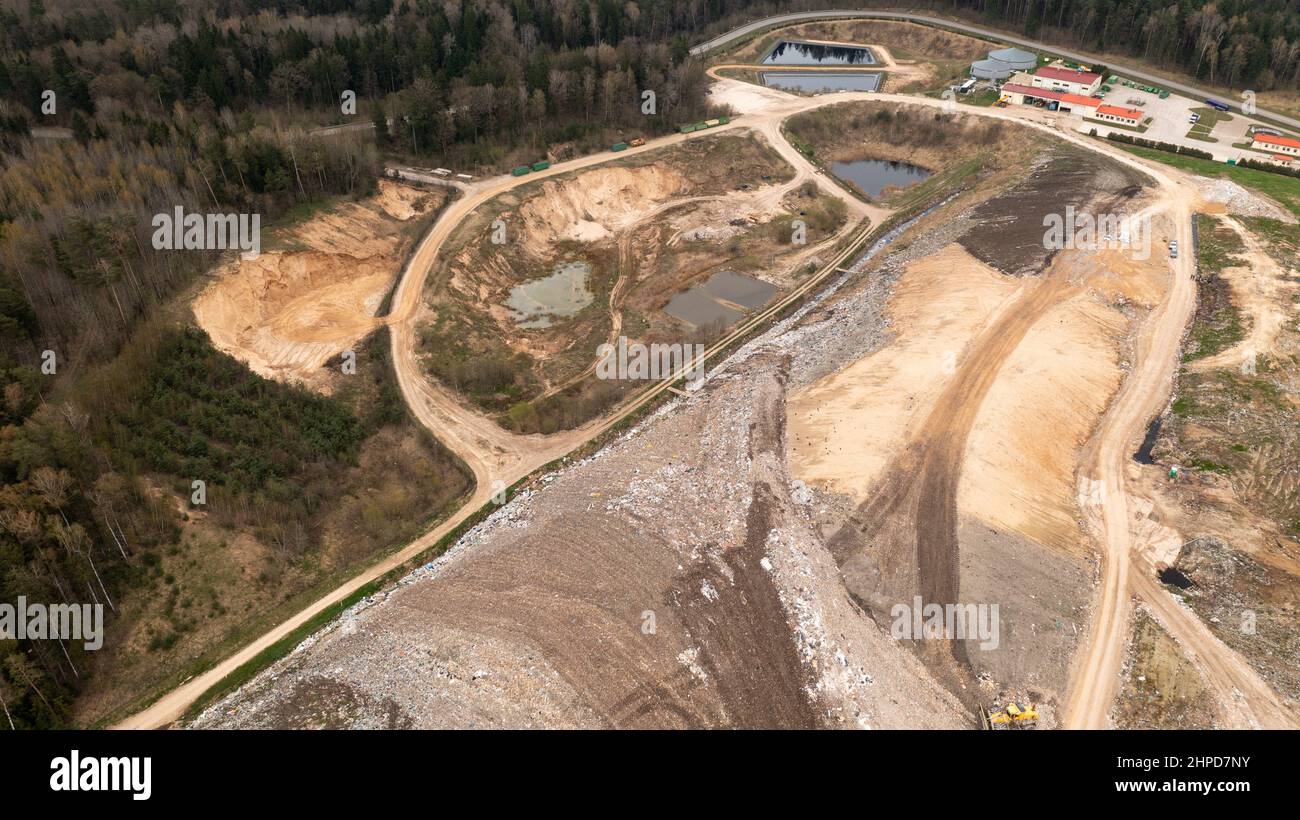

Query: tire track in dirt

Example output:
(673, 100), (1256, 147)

(829, 261), (1078, 688)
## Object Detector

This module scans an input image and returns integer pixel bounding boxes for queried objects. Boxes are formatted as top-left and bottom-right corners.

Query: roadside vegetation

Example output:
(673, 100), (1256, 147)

(1183, 215), (1247, 363)
(1106, 142), (1300, 216)
(1162, 216), (1298, 537)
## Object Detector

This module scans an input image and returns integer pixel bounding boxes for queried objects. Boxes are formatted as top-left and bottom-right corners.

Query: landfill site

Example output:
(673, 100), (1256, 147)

(123, 19), (1300, 732)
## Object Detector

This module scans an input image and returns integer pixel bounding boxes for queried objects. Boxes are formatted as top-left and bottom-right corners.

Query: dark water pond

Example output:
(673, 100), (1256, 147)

(830, 158), (931, 198)
(665, 270), (777, 329)
(762, 40), (876, 66)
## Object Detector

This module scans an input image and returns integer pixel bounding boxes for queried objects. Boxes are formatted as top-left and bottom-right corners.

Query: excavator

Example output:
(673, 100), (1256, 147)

(982, 701), (1040, 730)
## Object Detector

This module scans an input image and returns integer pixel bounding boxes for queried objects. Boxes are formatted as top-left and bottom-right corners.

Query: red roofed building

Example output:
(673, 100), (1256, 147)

(1094, 105), (1145, 127)
(1252, 132), (1300, 157)
(1030, 65), (1103, 96)
(1001, 83), (1102, 116)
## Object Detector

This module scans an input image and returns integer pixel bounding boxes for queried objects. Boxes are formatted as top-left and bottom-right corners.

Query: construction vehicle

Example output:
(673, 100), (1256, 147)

(629, 137), (645, 147)
(981, 701), (1040, 729)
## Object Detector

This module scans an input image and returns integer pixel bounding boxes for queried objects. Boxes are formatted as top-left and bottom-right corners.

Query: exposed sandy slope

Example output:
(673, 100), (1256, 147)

(193, 181), (439, 393)
(961, 244), (1171, 556)
(788, 244), (1017, 500)
(960, 291), (1127, 554)
(518, 165), (690, 245)
(193, 354), (969, 729)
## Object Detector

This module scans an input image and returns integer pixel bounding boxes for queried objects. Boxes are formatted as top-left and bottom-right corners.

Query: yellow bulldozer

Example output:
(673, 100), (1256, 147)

(982, 701), (1040, 730)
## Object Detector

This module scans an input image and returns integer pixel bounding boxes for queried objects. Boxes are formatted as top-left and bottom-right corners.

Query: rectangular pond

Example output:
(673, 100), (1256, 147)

(664, 270), (777, 330)
(759, 71), (883, 93)
(761, 40), (877, 66)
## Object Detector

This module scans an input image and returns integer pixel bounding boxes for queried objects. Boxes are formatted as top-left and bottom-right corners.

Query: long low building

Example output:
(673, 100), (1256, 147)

(1093, 104), (1144, 127)
(1001, 82), (1101, 116)
(1253, 132), (1300, 157)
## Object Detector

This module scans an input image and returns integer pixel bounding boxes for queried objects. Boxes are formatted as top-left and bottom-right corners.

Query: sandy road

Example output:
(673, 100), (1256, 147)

(1061, 176), (1296, 728)
(117, 71), (1290, 728)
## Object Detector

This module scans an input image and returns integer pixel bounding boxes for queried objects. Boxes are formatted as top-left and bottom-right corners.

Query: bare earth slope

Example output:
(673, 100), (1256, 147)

(194, 351), (967, 729)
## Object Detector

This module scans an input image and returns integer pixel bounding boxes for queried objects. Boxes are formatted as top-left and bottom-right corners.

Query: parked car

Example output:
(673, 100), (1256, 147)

(1169, 241), (1179, 258)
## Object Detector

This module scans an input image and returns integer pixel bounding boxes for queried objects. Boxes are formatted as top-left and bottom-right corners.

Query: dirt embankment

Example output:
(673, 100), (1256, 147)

(193, 181), (443, 394)
(193, 350), (967, 729)
(783, 137), (1165, 716)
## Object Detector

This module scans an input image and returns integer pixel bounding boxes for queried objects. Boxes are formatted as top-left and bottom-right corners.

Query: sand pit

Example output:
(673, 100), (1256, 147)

(518, 165), (689, 247)
(193, 181), (442, 393)
(787, 244), (1019, 499)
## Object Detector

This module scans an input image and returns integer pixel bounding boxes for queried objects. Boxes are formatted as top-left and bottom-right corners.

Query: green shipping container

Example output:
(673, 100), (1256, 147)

(532, 161), (550, 171)
(612, 142), (628, 151)
(511, 166), (531, 176)
(718, 116), (730, 124)
(679, 124), (695, 133)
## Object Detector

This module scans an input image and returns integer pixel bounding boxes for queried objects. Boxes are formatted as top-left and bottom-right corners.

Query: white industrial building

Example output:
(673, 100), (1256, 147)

(1030, 65), (1102, 97)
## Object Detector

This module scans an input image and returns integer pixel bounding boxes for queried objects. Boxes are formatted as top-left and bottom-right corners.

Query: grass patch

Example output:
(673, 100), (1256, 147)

(1107, 142), (1300, 216)
(1183, 214), (1246, 362)
(958, 88), (1001, 107)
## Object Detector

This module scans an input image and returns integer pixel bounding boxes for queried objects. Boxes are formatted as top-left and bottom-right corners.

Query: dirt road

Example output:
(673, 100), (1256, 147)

(1061, 175), (1296, 728)
(117, 74), (1291, 729)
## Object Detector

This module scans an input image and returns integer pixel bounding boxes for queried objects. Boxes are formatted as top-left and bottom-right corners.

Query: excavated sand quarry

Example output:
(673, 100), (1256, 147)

(193, 181), (442, 393)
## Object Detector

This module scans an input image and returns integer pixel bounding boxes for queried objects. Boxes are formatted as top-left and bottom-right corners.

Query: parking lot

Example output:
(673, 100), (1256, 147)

(1071, 81), (1296, 163)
